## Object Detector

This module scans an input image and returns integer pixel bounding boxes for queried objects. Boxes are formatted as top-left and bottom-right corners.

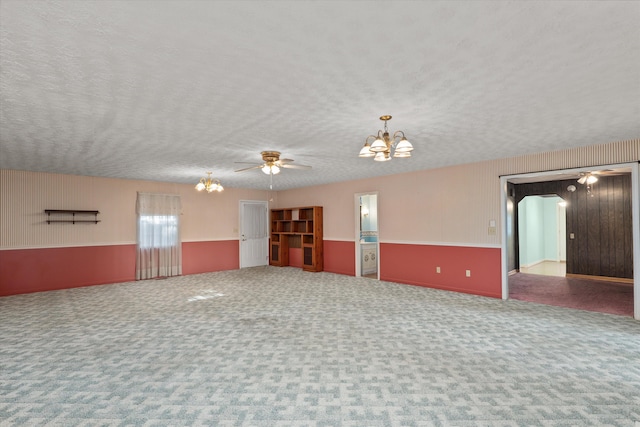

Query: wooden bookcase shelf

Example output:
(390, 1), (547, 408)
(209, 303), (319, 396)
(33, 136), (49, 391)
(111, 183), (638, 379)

(270, 206), (323, 272)
(45, 209), (100, 224)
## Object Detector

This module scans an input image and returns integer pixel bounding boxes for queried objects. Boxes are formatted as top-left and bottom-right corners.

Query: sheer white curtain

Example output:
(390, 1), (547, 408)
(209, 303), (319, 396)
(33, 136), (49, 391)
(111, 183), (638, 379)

(135, 192), (182, 280)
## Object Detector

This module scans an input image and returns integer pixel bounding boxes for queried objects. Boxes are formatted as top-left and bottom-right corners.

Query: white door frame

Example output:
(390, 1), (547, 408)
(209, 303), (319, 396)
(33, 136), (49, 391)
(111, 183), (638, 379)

(557, 201), (567, 262)
(354, 191), (379, 279)
(239, 200), (269, 268)
(500, 162), (640, 320)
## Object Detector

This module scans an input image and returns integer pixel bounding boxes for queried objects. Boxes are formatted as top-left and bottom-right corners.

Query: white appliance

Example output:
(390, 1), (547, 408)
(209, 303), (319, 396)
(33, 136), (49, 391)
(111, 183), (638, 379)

(361, 243), (377, 275)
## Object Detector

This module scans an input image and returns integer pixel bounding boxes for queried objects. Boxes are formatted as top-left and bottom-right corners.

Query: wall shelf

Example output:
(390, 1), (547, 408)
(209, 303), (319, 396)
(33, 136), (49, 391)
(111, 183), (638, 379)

(270, 206), (323, 272)
(45, 209), (100, 224)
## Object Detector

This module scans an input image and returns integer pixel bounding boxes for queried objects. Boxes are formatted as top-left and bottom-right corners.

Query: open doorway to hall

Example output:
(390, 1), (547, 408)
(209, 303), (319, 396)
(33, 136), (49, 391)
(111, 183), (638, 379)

(517, 195), (566, 278)
(501, 163), (639, 319)
(355, 192), (379, 279)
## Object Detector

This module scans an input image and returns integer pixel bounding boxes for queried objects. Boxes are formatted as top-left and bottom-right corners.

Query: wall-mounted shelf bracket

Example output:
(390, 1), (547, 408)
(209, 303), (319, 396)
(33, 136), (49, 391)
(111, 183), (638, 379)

(45, 209), (100, 224)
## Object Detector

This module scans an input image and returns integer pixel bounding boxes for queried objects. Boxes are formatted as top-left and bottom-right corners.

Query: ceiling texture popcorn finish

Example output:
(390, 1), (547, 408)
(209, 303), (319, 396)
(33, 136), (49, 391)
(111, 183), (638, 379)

(1, 1), (639, 190)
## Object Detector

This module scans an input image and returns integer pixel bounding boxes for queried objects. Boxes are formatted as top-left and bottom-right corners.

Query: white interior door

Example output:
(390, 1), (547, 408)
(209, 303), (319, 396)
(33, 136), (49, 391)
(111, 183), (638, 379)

(240, 200), (269, 268)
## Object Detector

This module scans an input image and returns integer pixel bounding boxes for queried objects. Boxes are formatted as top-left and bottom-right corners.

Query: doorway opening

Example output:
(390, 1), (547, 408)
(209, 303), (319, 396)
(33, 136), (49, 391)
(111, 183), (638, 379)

(500, 162), (640, 320)
(354, 192), (379, 279)
(517, 195), (566, 278)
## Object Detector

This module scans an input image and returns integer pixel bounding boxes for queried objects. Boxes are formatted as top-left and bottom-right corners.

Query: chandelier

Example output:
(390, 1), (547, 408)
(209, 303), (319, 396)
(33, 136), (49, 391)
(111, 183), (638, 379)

(359, 115), (413, 161)
(195, 172), (224, 193)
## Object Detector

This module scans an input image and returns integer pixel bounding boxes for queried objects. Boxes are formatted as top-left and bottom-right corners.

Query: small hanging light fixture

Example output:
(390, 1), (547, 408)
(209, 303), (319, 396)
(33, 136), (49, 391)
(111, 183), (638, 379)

(359, 115), (414, 161)
(577, 172), (598, 197)
(195, 172), (224, 193)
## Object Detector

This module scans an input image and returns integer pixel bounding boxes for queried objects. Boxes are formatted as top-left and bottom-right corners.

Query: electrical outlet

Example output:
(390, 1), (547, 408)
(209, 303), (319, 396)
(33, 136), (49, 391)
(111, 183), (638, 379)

(436, 266), (441, 273)
(466, 270), (471, 277)
(488, 226), (496, 235)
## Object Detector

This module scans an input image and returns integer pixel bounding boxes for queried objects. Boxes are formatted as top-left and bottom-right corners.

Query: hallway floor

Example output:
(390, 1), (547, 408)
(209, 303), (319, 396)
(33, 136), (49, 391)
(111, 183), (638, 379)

(509, 271), (634, 317)
(520, 260), (566, 277)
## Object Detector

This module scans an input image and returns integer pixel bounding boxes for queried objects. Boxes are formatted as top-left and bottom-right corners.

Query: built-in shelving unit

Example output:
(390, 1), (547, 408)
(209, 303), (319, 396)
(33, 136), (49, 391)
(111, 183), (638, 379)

(45, 209), (100, 224)
(270, 206), (323, 272)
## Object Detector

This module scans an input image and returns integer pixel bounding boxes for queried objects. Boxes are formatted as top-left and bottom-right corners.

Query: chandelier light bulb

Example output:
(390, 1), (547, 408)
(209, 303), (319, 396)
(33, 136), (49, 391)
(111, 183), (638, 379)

(393, 151), (411, 158)
(359, 144), (375, 157)
(394, 138), (413, 153)
(374, 152), (390, 162)
(370, 137), (388, 153)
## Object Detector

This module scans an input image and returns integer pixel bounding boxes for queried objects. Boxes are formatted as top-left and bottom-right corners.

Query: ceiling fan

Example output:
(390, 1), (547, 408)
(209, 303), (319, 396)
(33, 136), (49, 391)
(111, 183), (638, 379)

(576, 170), (619, 185)
(234, 151), (312, 175)
(577, 172), (598, 185)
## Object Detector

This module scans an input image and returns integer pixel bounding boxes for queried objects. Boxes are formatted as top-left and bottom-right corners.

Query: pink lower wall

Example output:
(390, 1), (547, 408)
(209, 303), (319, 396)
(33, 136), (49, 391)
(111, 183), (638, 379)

(1, 240), (239, 296)
(1, 239), (500, 298)
(0, 245), (137, 296)
(381, 243), (502, 298)
(324, 240), (355, 276)
(321, 240), (501, 298)
(182, 240), (239, 274)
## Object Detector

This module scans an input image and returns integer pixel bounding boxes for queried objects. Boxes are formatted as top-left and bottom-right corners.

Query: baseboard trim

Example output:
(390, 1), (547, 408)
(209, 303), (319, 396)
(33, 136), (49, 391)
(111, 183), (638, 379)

(565, 273), (633, 284)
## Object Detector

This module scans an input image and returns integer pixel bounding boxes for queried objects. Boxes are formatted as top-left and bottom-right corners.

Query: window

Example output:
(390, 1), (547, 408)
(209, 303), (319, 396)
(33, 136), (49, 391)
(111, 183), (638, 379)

(135, 193), (182, 280)
(138, 215), (179, 249)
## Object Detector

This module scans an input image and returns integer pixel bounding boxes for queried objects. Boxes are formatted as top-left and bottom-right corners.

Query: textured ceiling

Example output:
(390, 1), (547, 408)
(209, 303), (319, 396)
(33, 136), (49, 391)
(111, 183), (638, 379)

(1, 1), (639, 190)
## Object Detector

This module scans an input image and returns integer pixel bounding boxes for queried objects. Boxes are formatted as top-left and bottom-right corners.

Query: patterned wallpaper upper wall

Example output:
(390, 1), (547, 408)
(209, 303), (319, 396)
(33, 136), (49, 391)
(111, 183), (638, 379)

(276, 139), (639, 245)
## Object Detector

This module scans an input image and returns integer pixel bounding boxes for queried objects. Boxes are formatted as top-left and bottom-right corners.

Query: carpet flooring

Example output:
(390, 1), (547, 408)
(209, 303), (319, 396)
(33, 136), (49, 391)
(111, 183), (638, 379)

(1, 266), (639, 426)
(509, 273), (634, 317)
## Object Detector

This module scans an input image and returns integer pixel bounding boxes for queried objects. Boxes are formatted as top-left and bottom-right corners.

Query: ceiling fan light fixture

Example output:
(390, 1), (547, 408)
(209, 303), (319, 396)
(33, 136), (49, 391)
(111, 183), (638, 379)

(235, 151), (311, 190)
(577, 173), (598, 185)
(262, 164), (280, 175)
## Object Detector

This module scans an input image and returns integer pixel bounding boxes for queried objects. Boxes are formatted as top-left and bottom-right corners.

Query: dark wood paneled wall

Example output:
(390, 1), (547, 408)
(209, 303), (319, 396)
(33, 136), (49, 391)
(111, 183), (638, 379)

(514, 174), (633, 279)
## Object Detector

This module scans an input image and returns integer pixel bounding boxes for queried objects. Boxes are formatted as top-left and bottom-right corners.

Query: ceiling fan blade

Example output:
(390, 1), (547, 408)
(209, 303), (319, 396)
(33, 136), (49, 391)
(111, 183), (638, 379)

(282, 164), (312, 170)
(234, 165), (263, 173)
(278, 158), (294, 164)
(577, 176), (587, 184)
